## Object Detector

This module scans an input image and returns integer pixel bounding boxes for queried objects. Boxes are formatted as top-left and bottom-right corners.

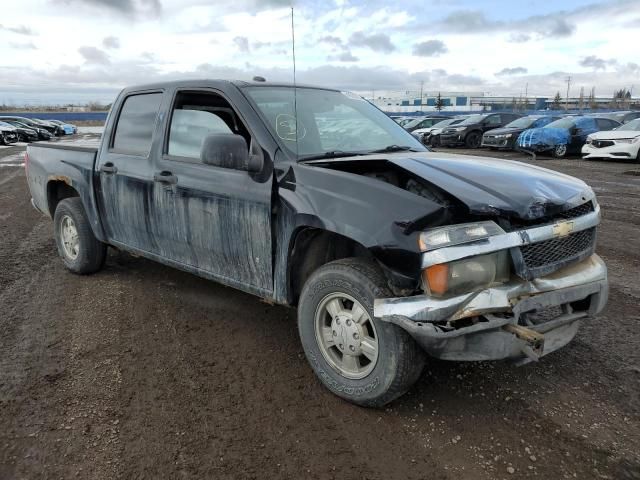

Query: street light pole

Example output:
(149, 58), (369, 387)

(565, 76), (571, 111)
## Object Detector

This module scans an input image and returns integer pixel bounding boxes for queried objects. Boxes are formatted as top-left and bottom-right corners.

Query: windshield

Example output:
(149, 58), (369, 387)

(0, 121), (13, 128)
(615, 118), (640, 131)
(458, 114), (487, 125)
(430, 118), (457, 129)
(545, 117), (576, 129)
(244, 87), (426, 159)
(504, 117), (538, 128)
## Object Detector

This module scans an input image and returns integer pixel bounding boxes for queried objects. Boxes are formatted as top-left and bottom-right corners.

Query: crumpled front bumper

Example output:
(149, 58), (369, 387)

(374, 254), (608, 363)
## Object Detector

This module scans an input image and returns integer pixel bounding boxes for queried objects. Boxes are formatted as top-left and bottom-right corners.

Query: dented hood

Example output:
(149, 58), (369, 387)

(389, 152), (592, 220)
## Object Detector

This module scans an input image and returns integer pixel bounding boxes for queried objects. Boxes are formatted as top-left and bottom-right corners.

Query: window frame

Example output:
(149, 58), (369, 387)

(108, 89), (164, 157)
(162, 87), (255, 165)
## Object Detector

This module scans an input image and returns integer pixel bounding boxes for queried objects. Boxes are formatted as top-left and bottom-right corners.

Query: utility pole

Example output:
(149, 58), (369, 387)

(524, 82), (528, 110)
(419, 81), (424, 111)
(565, 76), (571, 111)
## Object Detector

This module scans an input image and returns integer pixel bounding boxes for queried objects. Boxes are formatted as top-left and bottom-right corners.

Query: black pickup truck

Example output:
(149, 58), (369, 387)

(25, 80), (608, 407)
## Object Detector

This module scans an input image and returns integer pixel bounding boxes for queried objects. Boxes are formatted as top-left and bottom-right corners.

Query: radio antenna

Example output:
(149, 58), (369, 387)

(291, 6), (299, 157)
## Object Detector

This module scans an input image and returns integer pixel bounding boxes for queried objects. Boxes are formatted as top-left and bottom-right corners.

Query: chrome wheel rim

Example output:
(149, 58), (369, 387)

(60, 215), (79, 260)
(555, 144), (567, 156)
(314, 292), (379, 380)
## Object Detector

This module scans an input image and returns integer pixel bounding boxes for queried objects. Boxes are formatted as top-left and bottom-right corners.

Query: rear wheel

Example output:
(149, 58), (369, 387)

(297, 258), (425, 407)
(465, 131), (481, 148)
(552, 144), (568, 158)
(53, 197), (107, 274)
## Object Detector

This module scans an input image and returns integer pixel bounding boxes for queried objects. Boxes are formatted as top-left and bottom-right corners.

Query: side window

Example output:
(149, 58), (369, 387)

(167, 91), (249, 160)
(595, 119), (612, 130)
(486, 115), (501, 125)
(112, 93), (162, 156)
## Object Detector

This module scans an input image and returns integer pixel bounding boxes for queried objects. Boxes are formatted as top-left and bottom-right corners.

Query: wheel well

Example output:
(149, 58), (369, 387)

(288, 228), (373, 305)
(47, 180), (79, 217)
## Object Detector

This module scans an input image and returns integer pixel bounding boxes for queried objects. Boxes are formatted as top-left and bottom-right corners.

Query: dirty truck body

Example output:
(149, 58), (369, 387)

(26, 80), (608, 407)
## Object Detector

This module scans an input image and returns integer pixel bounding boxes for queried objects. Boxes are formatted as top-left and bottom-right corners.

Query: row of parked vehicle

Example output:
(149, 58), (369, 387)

(393, 111), (640, 161)
(0, 116), (77, 145)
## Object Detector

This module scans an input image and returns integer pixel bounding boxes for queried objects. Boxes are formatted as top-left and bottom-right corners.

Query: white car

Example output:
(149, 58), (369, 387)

(582, 118), (640, 161)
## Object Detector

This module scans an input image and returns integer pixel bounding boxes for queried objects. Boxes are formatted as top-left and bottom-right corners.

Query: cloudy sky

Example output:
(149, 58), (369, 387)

(0, 0), (639, 105)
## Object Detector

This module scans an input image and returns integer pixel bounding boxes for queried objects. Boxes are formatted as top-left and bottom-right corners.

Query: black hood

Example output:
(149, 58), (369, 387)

(390, 152), (592, 220)
(311, 151), (593, 221)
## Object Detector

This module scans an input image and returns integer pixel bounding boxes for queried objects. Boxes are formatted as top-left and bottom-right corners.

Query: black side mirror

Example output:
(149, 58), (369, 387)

(200, 133), (263, 173)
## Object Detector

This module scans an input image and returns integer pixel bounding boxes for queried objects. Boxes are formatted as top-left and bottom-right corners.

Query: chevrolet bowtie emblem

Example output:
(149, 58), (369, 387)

(553, 221), (575, 237)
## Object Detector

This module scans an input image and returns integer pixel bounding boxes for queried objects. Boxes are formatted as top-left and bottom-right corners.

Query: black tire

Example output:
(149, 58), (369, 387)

(465, 131), (481, 148)
(552, 144), (568, 158)
(431, 135), (440, 147)
(297, 258), (425, 407)
(53, 197), (107, 274)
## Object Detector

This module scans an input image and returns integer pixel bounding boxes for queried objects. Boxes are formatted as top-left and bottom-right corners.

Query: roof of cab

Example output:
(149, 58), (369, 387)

(120, 78), (340, 93)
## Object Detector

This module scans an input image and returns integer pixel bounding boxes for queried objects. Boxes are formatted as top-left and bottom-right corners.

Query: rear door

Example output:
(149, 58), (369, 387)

(149, 87), (273, 295)
(96, 90), (163, 253)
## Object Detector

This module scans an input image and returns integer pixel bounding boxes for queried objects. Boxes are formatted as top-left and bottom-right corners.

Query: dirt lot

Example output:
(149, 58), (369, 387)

(1, 136), (640, 479)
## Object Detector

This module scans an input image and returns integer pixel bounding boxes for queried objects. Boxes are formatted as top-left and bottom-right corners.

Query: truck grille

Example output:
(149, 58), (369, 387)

(512, 201), (597, 279)
(521, 228), (595, 269)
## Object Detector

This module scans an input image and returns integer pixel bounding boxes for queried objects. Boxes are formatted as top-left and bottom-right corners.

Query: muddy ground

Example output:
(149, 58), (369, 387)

(1, 134), (639, 479)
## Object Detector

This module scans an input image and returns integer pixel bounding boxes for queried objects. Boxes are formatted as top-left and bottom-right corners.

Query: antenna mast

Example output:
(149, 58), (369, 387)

(291, 7), (299, 156)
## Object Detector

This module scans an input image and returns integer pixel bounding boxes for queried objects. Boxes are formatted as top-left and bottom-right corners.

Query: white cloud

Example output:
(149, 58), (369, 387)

(0, 0), (639, 104)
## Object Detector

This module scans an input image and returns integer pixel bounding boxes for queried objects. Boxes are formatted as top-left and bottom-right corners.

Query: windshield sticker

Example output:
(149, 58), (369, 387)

(276, 113), (306, 142)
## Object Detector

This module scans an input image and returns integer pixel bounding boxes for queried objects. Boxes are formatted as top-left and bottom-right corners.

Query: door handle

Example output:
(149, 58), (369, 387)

(100, 163), (117, 174)
(153, 171), (178, 185)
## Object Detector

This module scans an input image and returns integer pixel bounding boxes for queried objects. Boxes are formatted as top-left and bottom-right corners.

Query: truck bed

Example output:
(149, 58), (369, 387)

(30, 138), (100, 153)
(26, 140), (101, 233)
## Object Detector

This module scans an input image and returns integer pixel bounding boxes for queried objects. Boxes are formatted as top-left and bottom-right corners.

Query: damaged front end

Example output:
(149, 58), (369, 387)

(374, 199), (608, 364)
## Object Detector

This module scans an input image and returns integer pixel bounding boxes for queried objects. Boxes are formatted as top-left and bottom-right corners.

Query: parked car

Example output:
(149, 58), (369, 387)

(0, 121), (19, 145)
(518, 115), (621, 158)
(25, 79), (608, 407)
(403, 115), (448, 132)
(0, 116), (54, 140)
(413, 117), (467, 146)
(482, 115), (561, 150)
(47, 119), (77, 135)
(31, 118), (64, 136)
(0, 120), (38, 142)
(591, 111), (640, 125)
(582, 117), (640, 161)
(440, 112), (522, 148)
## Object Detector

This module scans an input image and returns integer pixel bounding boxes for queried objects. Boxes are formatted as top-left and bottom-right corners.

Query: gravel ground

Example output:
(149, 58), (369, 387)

(1, 136), (639, 479)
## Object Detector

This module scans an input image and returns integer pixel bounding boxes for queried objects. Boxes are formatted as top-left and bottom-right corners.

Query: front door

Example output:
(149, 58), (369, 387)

(150, 89), (273, 295)
(96, 91), (163, 254)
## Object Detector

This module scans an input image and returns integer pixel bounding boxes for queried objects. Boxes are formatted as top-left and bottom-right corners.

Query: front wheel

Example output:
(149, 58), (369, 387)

(53, 197), (107, 274)
(552, 144), (568, 158)
(465, 131), (481, 148)
(297, 258), (425, 407)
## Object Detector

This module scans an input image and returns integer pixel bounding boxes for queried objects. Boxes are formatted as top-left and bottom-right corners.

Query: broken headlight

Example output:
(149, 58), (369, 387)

(423, 251), (510, 296)
(418, 221), (504, 252)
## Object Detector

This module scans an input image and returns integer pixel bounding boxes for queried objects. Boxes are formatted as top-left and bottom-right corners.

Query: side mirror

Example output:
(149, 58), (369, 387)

(200, 133), (263, 173)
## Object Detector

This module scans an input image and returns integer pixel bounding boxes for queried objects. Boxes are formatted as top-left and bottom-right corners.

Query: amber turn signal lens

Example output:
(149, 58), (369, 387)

(424, 264), (449, 295)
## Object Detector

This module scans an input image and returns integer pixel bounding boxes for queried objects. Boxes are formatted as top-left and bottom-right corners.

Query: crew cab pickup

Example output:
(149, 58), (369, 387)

(26, 80), (608, 407)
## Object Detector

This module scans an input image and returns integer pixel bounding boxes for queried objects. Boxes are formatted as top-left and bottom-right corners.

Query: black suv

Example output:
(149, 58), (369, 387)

(440, 113), (522, 148)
